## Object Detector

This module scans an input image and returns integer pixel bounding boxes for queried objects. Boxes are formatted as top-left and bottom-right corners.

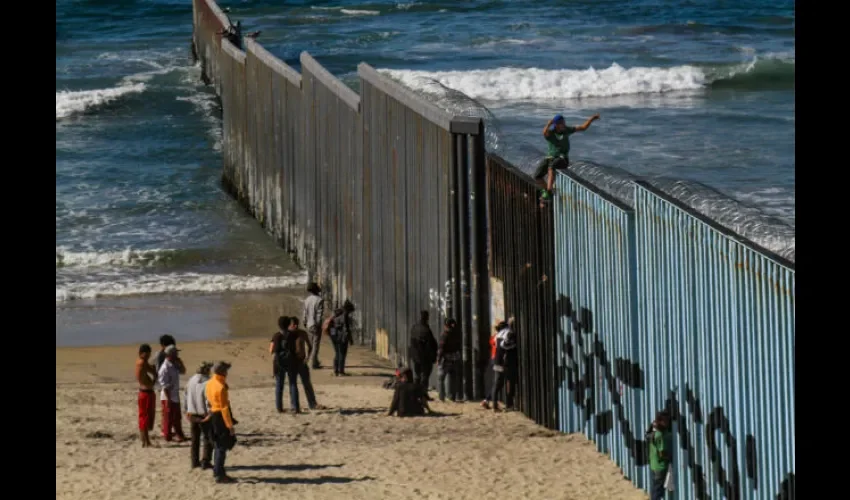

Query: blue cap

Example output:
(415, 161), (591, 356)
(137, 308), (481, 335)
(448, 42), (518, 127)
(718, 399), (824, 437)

(553, 114), (564, 123)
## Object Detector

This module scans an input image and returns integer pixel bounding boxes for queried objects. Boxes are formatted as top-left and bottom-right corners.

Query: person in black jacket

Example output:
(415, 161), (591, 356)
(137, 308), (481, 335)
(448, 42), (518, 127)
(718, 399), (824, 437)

(437, 318), (463, 402)
(408, 310), (438, 398)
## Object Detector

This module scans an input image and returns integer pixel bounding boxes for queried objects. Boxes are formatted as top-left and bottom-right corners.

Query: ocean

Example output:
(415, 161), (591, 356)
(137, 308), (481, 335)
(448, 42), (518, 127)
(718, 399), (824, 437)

(56, 0), (794, 344)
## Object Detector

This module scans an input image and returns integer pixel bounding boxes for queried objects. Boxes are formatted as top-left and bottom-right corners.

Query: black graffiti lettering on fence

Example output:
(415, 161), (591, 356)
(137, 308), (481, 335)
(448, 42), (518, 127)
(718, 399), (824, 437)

(746, 434), (757, 486)
(557, 297), (790, 499)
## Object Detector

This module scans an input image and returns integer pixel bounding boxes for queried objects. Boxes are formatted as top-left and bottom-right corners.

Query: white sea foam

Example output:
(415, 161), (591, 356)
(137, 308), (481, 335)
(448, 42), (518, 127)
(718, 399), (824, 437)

(341, 9), (380, 16)
(56, 247), (178, 269)
(56, 83), (146, 119)
(56, 271), (309, 302)
(380, 63), (708, 101)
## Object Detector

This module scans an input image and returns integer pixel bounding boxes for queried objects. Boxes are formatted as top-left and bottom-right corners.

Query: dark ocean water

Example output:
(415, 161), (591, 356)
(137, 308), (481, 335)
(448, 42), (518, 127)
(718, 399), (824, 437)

(56, 0), (794, 303)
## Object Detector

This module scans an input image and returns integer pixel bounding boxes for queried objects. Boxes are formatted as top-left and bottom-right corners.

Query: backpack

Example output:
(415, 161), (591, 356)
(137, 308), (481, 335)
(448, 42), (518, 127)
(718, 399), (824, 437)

(275, 330), (296, 367)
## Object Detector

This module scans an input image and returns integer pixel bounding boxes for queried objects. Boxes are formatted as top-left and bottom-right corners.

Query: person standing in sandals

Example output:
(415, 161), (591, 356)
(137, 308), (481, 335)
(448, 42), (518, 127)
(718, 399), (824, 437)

(289, 317), (327, 412)
(329, 300), (355, 376)
(408, 310), (438, 399)
(647, 410), (673, 500)
(270, 316), (298, 413)
(490, 320), (518, 412)
(185, 361), (214, 470)
(206, 361), (236, 484)
(135, 343), (157, 448)
(303, 282), (325, 370)
(437, 318), (463, 402)
(157, 344), (187, 442)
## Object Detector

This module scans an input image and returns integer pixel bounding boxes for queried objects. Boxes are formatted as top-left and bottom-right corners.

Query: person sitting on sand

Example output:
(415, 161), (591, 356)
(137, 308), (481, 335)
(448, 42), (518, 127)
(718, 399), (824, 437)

(135, 343), (157, 448)
(206, 361), (236, 484)
(185, 361), (214, 470)
(288, 317), (328, 412)
(157, 344), (187, 442)
(387, 367), (432, 417)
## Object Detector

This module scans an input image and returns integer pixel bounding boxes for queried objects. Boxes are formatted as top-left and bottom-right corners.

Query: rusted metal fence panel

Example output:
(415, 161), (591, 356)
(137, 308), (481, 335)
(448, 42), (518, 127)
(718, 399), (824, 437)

(486, 154), (557, 428)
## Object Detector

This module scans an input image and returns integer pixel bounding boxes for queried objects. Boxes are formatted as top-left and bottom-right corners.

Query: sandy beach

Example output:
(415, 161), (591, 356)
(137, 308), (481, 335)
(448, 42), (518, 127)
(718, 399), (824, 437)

(56, 334), (648, 500)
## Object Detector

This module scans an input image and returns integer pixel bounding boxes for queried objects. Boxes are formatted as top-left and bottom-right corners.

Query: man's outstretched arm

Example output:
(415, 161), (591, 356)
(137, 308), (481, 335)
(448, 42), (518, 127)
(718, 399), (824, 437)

(574, 114), (600, 132)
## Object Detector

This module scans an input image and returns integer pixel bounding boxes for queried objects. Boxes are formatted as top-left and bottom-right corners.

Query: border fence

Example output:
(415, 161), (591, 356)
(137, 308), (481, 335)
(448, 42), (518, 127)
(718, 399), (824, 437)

(191, 2), (794, 498)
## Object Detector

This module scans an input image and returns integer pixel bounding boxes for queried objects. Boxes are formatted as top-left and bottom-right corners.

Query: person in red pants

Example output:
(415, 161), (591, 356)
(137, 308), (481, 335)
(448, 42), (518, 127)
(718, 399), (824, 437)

(157, 344), (187, 442)
(135, 344), (157, 447)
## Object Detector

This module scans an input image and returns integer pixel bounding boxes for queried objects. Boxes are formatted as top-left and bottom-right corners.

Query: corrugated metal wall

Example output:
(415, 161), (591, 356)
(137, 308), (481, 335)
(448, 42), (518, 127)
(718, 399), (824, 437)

(551, 172), (795, 500)
(191, 1), (490, 393)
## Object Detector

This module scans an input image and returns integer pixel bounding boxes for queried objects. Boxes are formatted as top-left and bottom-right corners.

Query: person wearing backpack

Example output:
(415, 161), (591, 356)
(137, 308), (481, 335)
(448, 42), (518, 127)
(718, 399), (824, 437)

(329, 300), (355, 376)
(269, 316), (298, 413)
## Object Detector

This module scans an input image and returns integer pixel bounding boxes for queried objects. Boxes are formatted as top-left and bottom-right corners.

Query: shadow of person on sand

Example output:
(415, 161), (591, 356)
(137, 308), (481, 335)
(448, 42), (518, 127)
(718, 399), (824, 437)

(337, 407), (387, 416)
(239, 475), (376, 485)
(229, 463), (343, 472)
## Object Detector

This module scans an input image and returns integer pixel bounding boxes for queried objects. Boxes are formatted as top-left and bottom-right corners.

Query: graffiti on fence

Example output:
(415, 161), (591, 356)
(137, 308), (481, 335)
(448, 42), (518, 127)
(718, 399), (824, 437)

(429, 279), (452, 316)
(557, 295), (794, 500)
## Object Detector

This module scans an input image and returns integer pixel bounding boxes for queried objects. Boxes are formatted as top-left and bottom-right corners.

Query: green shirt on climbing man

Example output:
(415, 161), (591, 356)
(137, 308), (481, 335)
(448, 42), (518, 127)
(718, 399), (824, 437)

(545, 126), (576, 158)
(649, 429), (673, 472)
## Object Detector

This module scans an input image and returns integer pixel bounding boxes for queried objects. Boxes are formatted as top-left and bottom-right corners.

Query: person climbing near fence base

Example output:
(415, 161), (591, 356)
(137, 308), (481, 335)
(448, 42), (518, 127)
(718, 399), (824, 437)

(534, 113), (600, 206)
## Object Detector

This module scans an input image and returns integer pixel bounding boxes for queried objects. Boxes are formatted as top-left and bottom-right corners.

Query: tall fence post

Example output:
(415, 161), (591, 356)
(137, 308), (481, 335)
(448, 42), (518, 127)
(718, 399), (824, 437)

(462, 118), (489, 400)
(454, 132), (472, 400)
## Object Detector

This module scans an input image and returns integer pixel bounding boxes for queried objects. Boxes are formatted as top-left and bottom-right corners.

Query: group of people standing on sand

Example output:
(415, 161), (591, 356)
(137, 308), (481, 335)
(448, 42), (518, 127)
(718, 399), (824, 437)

(388, 310), (519, 416)
(135, 335), (238, 483)
(130, 281), (523, 485)
(269, 282), (356, 413)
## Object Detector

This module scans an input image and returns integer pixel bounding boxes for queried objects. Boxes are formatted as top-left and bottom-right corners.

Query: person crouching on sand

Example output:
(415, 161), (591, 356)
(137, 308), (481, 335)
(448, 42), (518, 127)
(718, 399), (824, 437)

(206, 361), (236, 484)
(387, 367), (432, 417)
(135, 343), (157, 447)
(185, 361), (214, 470)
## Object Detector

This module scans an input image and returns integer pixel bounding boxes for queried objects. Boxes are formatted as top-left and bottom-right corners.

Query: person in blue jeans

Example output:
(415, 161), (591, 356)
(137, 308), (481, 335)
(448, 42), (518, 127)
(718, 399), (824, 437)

(288, 317), (327, 412)
(330, 300), (355, 376)
(647, 410), (673, 500)
(269, 316), (298, 413)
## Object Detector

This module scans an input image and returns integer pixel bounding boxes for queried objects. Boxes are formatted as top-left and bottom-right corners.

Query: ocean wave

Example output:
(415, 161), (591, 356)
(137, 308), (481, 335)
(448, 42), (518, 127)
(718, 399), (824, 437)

(341, 9), (380, 16)
(379, 56), (794, 101)
(56, 247), (180, 269)
(56, 271), (309, 302)
(56, 83), (146, 119)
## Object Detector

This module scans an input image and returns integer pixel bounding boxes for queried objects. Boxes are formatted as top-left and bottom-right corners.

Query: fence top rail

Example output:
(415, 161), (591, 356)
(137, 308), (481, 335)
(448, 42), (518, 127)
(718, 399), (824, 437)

(301, 52), (359, 112)
(202, 0), (230, 30)
(221, 38), (245, 64)
(559, 169), (634, 214)
(486, 153), (537, 186)
(634, 180), (795, 272)
(357, 62), (481, 135)
(245, 38), (301, 87)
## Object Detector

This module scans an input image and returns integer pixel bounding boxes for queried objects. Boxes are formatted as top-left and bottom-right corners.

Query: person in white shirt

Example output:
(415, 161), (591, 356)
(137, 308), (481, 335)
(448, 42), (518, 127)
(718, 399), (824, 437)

(185, 361), (213, 469)
(157, 344), (187, 442)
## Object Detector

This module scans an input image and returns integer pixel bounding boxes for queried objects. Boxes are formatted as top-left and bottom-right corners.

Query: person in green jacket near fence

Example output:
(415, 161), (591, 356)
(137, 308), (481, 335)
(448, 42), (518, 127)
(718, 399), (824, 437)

(647, 410), (673, 500)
